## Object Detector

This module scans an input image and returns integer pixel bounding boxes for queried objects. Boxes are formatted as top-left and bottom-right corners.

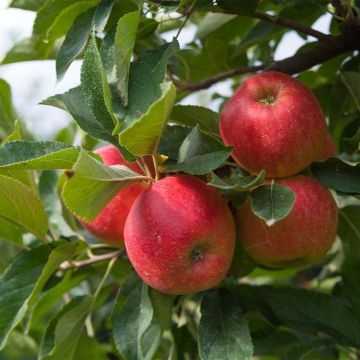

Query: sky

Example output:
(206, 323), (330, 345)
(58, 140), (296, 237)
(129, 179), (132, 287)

(0, 3), (331, 139)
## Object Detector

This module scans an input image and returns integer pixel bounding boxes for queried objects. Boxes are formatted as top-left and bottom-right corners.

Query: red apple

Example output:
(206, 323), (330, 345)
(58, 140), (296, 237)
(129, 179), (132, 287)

(79, 145), (150, 247)
(315, 134), (336, 161)
(235, 175), (338, 268)
(124, 175), (236, 294)
(220, 72), (328, 178)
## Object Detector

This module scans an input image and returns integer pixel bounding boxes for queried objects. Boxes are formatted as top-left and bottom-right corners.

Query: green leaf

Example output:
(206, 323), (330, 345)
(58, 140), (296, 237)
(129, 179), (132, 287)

(0, 79), (17, 138)
(170, 105), (220, 136)
(229, 284), (360, 348)
(122, 39), (179, 127)
(72, 334), (108, 360)
(0, 241), (86, 350)
(115, 10), (140, 106)
(338, 206), (360, 265)
(195, 13), (237, 39)
(41, 296), (93, 360)
(343, 127), (360, 155)
(342, 260), (360, 316)
(208, 171), (265, 192)
(0, 141), (79, 170)
(33, 0), (98, 38)
(0, 218), (24, 247)
(217, 0), (259, 15)
(157, 125), (191, 160)
(1, 37), (55, 64)
(311, 158), (360, 195)
(46, 1), (98, 42)
(93, 0), (114, 33)
(30, 268), (94, 329)
(250, 183), (296, 226)
(0, 174), (48, 238)
(56, 8), (95, 82)
(10, 0), (47, 11)
(81, 35), (117, 134)
(341, 71), (360, 111)
(165, 127), (232, 175)
(42, 86), (117, 146)
(112, 276), (161, 360)
(199, 289), (253, 360)
(119, 82), (176, 156)
(62, 149), (145, 221)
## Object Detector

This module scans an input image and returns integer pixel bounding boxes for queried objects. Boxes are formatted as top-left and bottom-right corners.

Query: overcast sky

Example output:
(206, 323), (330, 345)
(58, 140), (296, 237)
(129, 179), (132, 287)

(0, 3), (330, 139)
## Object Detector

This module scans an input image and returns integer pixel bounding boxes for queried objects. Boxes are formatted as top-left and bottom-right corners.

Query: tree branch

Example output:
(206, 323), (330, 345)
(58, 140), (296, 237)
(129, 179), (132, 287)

(252, 11), (335, 44)
(175, 27), (360, 92)
(60, 250), (124, 270)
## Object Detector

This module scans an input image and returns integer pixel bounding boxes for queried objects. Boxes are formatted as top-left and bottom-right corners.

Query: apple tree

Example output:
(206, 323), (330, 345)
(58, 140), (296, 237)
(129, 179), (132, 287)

(0, 0), (360, 359)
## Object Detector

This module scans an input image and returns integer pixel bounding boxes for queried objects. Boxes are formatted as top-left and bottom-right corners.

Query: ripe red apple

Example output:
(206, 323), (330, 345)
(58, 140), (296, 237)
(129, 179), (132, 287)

(79, 145), (150, 247)
(315, 134), (336, 161)
(220, 72), (328, 178)
(124, 175), (236, 294)
(235, 176), (338, 268)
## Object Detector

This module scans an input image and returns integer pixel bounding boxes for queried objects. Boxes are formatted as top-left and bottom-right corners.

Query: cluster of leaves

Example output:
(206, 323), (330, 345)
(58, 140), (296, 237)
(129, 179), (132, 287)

(0, 0), (360, 359)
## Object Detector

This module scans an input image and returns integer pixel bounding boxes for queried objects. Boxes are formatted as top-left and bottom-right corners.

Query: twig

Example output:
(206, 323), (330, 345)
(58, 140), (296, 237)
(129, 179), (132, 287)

(175, 0), (196, 39)
(252, 11), (335, 44)
(60, 250), (123, 270)
(175, 28), (360, 92)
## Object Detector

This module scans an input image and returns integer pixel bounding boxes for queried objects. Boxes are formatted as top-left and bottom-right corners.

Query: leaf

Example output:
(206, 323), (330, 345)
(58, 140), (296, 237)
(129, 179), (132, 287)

(0, 218), (24, 247)
(119, 82), (176, 156)
(165, 127), (232, 175)
(46, 1), (98, 42)
(93, 0), (114, 33)
(208, 171), (265, 192)
(343, 127), (360, 155)
(42, 86), (117, 146)
(311, 158), (360, 195)
(62, 150), (145, 221)
(341, 71), (360, 111)
(199, 289), (253, 360)
(122, 39), (179, 127)
(342, 260), (360, 316)
(41, 296), (93, 360)
(250, 183), (296, 227)
(81, 35), (117, 134)
(0, 174), (48, 238)
(338, 206), (360, 265)
(72, 334), (108, 360)
(0, 141), (79, 170)
(157, 125), (191, 160)
(115, 10), (140, 106)
(112, 276), (159, 360)
(217, 0), (259, 15)
(0, 241), (87, 350)
(0, 79), (17, 138)
(170, 105), (220, 136)
(10, 0), (47, 11)
(33, 0), (97, 38)
(1, 37), (55, 64)
(195, 13), (237, 39)
(56, 8), (95, 82)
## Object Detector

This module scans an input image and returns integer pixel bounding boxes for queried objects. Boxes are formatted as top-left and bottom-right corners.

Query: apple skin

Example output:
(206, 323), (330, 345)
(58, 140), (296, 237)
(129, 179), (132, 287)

(315, 134), (336, 161)
(79, 145), (149, 248)
(124, 175), (236, 295)
(220, 72), (328, 178)
(235, 176), (338, 268)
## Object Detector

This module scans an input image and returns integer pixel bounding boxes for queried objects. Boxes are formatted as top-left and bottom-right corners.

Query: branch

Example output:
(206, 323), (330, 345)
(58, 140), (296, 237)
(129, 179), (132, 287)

(60, 250), (124, 270)
(252, 11), (335, 44)
(175, 28), (360, 92)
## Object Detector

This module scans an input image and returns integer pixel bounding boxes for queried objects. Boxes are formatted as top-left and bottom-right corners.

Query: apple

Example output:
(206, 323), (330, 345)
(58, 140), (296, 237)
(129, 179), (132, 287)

(315, 134), (336, 161)
(235, 175), (338, 268)
(124, 174), (236, 294)
(220, 72), (328, 178)
(79, 145), (151, 247)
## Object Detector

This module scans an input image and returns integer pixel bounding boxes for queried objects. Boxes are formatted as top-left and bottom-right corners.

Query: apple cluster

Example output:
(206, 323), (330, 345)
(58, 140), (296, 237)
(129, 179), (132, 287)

(79, 71), (338, 295)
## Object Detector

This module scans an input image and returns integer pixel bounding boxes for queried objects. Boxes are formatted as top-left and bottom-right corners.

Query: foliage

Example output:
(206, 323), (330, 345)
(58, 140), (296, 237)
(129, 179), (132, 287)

(0, 0), (360, 359)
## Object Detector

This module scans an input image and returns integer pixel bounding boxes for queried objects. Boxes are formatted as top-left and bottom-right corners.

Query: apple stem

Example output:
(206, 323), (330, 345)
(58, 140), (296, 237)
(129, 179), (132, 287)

(136, 158), (147, 175)
(152, 154), (160, 181)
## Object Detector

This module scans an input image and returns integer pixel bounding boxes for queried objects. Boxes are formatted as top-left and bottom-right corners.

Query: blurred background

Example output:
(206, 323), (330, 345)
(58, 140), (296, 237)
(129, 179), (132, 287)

(0, 1), (331, 140)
